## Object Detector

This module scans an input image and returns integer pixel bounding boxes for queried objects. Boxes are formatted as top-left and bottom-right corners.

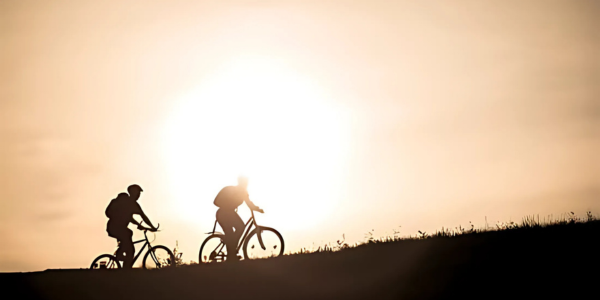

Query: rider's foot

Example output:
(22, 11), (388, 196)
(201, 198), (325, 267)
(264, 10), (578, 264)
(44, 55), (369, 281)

(226, 255), (242, 262)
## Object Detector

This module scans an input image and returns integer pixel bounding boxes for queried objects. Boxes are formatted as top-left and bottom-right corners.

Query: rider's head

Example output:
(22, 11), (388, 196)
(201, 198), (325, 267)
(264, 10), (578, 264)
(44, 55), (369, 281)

(237, 175), (249, 190)
(127, 184), (143, 201)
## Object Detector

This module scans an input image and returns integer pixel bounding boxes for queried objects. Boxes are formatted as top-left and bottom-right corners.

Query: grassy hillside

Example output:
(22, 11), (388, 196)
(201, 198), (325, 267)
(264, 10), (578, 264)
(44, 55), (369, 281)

(3, 217), (600, 300)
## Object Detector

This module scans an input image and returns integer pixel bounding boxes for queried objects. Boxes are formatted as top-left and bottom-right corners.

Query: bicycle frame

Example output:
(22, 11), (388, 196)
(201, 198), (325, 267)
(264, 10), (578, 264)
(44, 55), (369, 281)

(114, 230), (154, 267)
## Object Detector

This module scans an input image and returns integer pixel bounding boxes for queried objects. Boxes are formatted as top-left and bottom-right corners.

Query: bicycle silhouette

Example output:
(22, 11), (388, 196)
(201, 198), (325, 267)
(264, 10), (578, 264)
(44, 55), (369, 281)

(91, 223), (176, 269)
(199, 209), (284, 263)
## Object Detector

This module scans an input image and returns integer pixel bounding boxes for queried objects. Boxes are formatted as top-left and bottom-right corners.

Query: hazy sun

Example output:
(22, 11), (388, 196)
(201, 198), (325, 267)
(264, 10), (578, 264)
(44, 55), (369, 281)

(162, 56), (350, 231)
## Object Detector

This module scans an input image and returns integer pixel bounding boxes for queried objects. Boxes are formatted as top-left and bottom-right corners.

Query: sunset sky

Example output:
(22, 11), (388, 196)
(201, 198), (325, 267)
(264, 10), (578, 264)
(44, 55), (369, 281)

(1, 0), (598, 272)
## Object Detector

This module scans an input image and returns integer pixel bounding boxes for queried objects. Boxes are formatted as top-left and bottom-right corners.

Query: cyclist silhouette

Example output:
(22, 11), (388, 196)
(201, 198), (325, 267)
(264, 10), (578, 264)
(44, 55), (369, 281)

(105, 184), (157, 268)
(214, 175), (264, 261)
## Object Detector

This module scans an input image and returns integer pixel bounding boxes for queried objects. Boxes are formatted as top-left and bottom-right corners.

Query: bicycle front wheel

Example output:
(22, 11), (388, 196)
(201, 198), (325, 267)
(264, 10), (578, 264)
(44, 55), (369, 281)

(199, 234), (227, 264)
(242, 227), (284, 260)
(90, 254), (121, 269)
(143, 245), (175, 269)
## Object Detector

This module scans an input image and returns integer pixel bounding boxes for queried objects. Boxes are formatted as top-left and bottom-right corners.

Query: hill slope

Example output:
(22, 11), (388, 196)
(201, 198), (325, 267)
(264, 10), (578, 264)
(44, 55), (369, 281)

(3, 221), (600, 300)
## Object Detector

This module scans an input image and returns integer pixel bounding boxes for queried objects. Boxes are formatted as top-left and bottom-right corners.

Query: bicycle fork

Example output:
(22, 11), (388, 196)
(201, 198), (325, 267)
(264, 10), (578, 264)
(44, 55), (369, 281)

(256, 227), (267, 251)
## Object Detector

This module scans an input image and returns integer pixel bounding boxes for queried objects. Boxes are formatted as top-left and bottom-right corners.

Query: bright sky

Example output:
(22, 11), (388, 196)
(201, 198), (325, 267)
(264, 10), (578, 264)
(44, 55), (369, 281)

(1, 0), (598, 272)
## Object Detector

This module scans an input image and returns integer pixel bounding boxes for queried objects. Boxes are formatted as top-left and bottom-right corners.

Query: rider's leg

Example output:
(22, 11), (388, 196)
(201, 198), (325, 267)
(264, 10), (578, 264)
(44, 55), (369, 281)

(115, 241), (125, 261)
(217, 209), (244, 261)
(108, 226), (126, 262)
(230, 213), (245, 255)
(120, 229), (135, 268)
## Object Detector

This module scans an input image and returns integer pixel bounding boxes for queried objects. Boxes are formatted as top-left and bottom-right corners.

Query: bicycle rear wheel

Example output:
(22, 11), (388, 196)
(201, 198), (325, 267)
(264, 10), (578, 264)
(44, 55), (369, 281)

(90, 254), (121, 269)
(143, 245), (175, 269)
(242, 227), (284, 260)
(199, 234), (227, 263)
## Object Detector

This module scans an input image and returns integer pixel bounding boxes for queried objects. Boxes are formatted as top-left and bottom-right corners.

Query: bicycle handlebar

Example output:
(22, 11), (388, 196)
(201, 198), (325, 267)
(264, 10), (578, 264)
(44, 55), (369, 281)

(139, 223), (160, 232)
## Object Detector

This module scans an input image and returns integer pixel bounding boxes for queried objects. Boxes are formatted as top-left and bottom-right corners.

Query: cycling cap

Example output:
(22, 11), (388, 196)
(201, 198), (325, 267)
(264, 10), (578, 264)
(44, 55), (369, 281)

(127, 184), (143, 193)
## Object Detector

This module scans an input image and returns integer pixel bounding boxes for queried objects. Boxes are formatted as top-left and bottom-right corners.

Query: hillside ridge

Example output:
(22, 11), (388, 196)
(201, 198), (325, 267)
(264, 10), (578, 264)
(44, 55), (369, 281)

(2, 220), (599, 299)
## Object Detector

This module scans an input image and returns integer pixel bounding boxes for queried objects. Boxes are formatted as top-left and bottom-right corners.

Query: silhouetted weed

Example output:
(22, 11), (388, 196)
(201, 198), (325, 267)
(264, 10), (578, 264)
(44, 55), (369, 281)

(282, 211), (598, 257)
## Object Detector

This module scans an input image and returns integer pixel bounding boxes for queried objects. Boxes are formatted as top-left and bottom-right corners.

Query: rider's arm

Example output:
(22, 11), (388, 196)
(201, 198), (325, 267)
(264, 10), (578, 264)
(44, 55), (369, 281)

(130, 218), (141, 226)
(138, 211), (156, 229)
(245, 198), (263, 213)
(134, 203), (157, 230)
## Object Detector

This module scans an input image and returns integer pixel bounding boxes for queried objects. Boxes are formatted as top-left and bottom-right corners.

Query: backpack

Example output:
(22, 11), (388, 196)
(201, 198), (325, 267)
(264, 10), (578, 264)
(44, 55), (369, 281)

(105, 193), (129, 219)
(105, 199), (118, 219)
(213, 193), (225, 208)
(213, 186), (246, 209)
